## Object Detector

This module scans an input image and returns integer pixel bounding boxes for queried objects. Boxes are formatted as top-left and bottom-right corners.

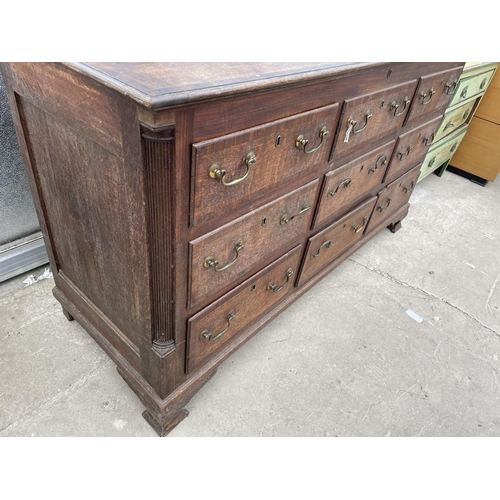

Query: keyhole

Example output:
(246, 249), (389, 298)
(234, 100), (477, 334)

(251, 284), (256, 291)
(387, 69), (392, 78)
(262, 217), (267, 226)
(275, 135), (281, 147)
(380, 100), (385, 108)
(360, 164), (364, 172)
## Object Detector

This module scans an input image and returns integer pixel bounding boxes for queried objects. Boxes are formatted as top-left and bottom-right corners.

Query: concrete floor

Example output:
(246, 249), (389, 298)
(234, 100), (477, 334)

(1, 169), (499, 437)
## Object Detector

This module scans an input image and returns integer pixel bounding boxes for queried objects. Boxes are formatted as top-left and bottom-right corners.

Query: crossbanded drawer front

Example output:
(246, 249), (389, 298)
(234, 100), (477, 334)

(384, 115), (442, 184)
(298, 196), (377, 286)
(449, 69), (495, 108)
(190, 104), (340, 227)
(331, 80), (417, 160)
(418, 126), (467, 181)
(186, 245), (302, 372)
(434, 98), (477, 143)
(405, 66), (464, 123)
(366, 164), (421, 233)
(314, 141), (395, 229)
(188, 179), (318, 309)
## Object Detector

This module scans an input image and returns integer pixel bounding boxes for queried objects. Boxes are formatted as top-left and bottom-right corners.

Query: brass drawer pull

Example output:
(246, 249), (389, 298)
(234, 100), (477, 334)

(209, 152), (256, 187)
(450, 142), (458, 153)
(443, 121), (454, 131)
(419, 88), (435, 105)
(463, 109), (470, 120)
(268, 268), (294, 293)
(445, 81), (457, 94)
(311, 240), (332, 259)
(204, 240), (244, 272)
(402, 181), (415, 194)
(423, 133), (435, 147)
(295, 126), (329, 154)
(480, 78), (487, 90)
(345, 111), (372, 142)
(352, 216), (368, 233)
(390, 97), (410, 117)
(428, 157), (436, 168)
(327, 178), (352, 197)
(461, 86), (468, 99)
(200, 311), (235, 342)
(397, 146), (413, 161)
(377, 198), (391, 213)
(369, 154), (387, 173)
(280, 204), (311, 225)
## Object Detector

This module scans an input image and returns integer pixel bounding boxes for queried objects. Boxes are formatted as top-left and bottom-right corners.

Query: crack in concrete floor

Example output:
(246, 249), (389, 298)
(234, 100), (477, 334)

(0, 358), (113, 435)
(348, 257), (500, 337)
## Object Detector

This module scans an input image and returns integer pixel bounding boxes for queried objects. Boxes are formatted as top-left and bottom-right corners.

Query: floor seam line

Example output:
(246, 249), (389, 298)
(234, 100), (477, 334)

(0, 358), (113, 435)
(348, 257), (500, 337)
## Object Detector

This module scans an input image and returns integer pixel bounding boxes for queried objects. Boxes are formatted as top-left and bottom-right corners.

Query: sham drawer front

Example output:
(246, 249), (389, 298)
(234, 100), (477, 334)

(186, 245), (302, 373)
(188, 179), (318, 309)
(331, 80), (418, 159)
(298, 196), (377, 286)
(366, 164), (421, 233)
(405, 67), (464, 123)
(418, 126), (467, 181)
(384, 115), (442, 184)
(434, 98), (477, 143)
(314, 141), (395, 229)
(191, 104), (340, 227)
(449, 69), (495, 108)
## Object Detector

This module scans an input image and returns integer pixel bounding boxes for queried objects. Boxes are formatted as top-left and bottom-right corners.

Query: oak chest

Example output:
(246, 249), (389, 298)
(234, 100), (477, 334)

(0, 62), (464, 436)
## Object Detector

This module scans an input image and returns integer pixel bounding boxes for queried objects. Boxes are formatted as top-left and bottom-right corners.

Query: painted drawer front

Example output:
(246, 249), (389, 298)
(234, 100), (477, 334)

(298, 196), (377, 286)
(449, 69), (495, 108)
(189, 179), (318, 309)
(405, 66), (463, 123)
(186, 245), (302, 372)
(331, 80), (417, 159)
(384, 115), (442, 184)
(314, 141), (394, 229)
(366, 164), (421, 233)
(191, 103), (340, 227)
(418, 126), (467, 181)
(434, 98), (477, 143)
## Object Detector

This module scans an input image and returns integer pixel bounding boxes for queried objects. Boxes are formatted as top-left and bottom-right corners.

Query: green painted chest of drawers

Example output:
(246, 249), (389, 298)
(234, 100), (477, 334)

(418, 61), (498, 182)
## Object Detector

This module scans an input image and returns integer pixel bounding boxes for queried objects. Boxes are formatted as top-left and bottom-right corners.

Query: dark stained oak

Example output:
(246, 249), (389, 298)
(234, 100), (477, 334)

(0, 61), (465, 436)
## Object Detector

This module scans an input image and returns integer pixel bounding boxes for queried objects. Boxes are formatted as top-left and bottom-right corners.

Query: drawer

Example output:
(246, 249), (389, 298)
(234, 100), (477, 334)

(366, 164), (421, 233)
(405, 66), (464, 123)
(313, 140), (395, 229)
(190, 104), (340, 227)
(434, 98), (477, 143)
(384, 115), (442, 184)
(448, 68), (495, 108)
(298, 196), (377, 286)
(331, 80), (418, 159)
(188, 179), (318, 309)
(186, 245), (302, 373)
(418, 126), (467, 181)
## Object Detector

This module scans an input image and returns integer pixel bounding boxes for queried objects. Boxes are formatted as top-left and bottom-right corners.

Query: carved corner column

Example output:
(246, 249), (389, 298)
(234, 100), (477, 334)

(141, 124), (176, 358)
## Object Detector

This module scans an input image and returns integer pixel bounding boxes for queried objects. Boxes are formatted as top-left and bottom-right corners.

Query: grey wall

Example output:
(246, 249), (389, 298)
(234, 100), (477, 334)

(0, 73), (40, 245)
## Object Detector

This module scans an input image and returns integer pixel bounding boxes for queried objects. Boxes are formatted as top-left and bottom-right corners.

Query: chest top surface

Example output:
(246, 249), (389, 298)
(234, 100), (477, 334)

(63, 62), (383, 109)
